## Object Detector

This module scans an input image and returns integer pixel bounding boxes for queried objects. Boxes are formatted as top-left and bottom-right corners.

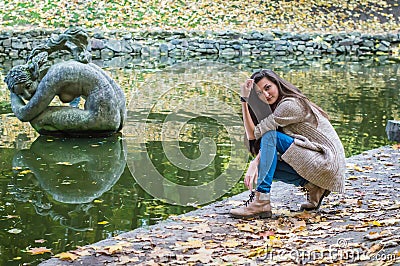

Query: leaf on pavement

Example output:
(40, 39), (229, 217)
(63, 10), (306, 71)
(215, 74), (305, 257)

(221, 239), (241, 248)
(188, 223), (211, 234)
(54, 252), (78, 261)
(235, 223), (259, 232)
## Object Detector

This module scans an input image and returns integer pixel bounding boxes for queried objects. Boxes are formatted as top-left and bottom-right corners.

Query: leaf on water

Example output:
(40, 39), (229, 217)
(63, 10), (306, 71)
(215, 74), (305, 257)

(56, 162), (72, 165)
(4, 215), (19, 219)
(27, 247), (52, 255)
(54, 252), (78, 261)
(18, 169), (32, 175)
(8, 228), (22, 234)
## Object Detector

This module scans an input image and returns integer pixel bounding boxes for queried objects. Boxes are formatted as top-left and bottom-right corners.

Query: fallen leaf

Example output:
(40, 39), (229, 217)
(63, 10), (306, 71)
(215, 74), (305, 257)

(54, 252), (78, 261)
(368, 243), (384, 254)
(98, 221), (109, 225)
(179, 216), (206, 222)
(235, 223), (259, 232)
(188, 223), (211, 234)
(221, 239), (240, 248)
(27, 247), (52, 255)
(176, 239), (203, 249)
(8, 228), (22, 234)
(56, 162), (72, 165)
(247, 245), (269, 258)
(18, 169), (32, 175)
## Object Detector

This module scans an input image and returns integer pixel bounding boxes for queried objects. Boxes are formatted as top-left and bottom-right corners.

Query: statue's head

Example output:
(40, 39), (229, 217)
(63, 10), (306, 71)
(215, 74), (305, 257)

(4, 64), (38, 100)
(4, 51), (48, 101)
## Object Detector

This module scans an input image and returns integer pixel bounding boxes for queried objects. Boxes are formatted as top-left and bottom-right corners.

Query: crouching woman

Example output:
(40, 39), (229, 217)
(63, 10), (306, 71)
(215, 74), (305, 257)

(230, 69), (346, 219)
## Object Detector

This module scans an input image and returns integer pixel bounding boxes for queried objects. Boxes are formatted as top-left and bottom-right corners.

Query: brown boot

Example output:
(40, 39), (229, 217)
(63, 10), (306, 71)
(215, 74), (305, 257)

(300, 182), (331, 211)
(230, 191), (272, 219)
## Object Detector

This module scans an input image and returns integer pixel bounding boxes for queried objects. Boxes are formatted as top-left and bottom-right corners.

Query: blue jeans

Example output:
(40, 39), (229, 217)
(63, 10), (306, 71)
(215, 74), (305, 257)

(256, 131), (307, 194)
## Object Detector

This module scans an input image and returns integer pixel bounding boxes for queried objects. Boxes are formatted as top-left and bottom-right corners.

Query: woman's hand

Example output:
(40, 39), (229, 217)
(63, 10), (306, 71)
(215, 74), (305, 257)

(244, 159), (258, 191)
(240, 79), (254, 98)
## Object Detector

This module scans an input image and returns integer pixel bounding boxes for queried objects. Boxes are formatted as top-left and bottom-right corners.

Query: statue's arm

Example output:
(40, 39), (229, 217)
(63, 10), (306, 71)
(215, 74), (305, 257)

(11, 86), (55, 122)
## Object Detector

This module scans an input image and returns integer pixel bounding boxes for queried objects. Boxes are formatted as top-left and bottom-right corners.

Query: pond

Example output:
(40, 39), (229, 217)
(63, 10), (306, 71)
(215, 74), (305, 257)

(0, 55), (399, 265)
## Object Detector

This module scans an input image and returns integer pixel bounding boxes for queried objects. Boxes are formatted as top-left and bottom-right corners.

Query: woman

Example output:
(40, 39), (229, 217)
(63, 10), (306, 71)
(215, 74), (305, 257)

(230, 69), (345, 219)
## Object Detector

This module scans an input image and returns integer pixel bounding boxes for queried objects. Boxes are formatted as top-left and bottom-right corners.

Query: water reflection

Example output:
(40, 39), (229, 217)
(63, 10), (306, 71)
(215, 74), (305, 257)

(11, 134), (126, 229)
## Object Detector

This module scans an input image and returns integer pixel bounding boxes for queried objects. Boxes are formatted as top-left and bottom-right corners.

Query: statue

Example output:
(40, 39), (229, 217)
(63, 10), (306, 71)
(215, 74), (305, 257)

(3, 28), (126, 137)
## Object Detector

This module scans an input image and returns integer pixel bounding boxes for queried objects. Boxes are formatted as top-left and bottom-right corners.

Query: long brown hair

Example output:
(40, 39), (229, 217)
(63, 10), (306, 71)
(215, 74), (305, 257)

(250, 69), (329, 119)
(245, 69), (329, 155)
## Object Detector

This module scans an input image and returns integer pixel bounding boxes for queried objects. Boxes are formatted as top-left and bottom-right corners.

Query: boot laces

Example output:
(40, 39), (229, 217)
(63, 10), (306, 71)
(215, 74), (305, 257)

(245, 190), (255, 207)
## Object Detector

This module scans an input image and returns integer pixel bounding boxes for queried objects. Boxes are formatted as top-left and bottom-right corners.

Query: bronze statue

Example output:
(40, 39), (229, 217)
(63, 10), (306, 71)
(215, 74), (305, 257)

(4, 28), (126, 137)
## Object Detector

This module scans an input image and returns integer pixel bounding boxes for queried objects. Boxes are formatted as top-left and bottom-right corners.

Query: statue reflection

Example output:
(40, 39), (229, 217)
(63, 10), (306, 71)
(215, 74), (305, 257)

(12, 134), (126, 230)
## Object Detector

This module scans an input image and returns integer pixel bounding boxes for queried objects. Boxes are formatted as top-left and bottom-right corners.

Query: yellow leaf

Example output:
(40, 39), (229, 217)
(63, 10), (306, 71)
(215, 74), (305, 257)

(108, 244), (124, 254)
(27, 247), (52, 255)
(370, 221), (382, 227)
(176, 239), (203, 249)
(18, 170), (32, 175)
(56, 162), (72, 166)
(98, 221), (109, 225)
(353, 165), (364, 172)
(179, 216), (206, 222)
(235, 223), (258, 232)
(348, 175), (358, 180)
(222, 239), (240, 248)
(55, 252), (78, 261)
(248, 245), (269, 258)
(93, 200), (104, 203)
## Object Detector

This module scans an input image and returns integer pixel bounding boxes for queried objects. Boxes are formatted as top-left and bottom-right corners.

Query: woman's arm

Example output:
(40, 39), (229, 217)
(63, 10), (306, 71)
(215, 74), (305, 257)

(254, 98), (306, 139)
(241, 79), (256, 140)
(242, 101), (256, 140)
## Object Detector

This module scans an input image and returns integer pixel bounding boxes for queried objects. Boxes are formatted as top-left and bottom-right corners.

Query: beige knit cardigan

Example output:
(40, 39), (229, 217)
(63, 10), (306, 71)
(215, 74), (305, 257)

(254, 97), (346, 193)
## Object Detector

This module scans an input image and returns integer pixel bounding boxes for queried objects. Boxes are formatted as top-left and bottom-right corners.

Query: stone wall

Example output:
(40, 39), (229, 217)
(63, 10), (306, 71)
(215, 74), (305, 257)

(0, 29), (399, 61)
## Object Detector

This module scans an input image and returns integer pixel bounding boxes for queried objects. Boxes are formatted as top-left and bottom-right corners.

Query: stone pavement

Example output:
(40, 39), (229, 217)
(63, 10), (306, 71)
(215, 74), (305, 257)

(40, 145), (400, 265)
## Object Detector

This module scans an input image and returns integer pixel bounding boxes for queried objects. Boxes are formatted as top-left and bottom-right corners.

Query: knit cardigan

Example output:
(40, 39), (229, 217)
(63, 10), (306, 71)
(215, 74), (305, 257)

(254, 97), (346, 193)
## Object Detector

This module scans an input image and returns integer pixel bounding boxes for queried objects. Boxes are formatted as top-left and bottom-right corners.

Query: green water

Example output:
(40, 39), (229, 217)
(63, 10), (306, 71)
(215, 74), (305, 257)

(0, 55), (399, 265)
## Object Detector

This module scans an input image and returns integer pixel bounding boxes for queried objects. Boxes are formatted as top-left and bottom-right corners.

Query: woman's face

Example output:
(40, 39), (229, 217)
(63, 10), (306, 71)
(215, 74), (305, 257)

(255, 77), (279, 105)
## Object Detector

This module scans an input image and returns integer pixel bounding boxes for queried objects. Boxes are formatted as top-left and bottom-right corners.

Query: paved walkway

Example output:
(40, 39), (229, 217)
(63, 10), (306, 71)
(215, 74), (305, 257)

(40, 145), (400, 265)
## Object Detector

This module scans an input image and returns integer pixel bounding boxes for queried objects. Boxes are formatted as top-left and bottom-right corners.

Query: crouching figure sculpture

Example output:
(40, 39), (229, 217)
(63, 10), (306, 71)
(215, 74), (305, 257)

(4, 28), (126, 137)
